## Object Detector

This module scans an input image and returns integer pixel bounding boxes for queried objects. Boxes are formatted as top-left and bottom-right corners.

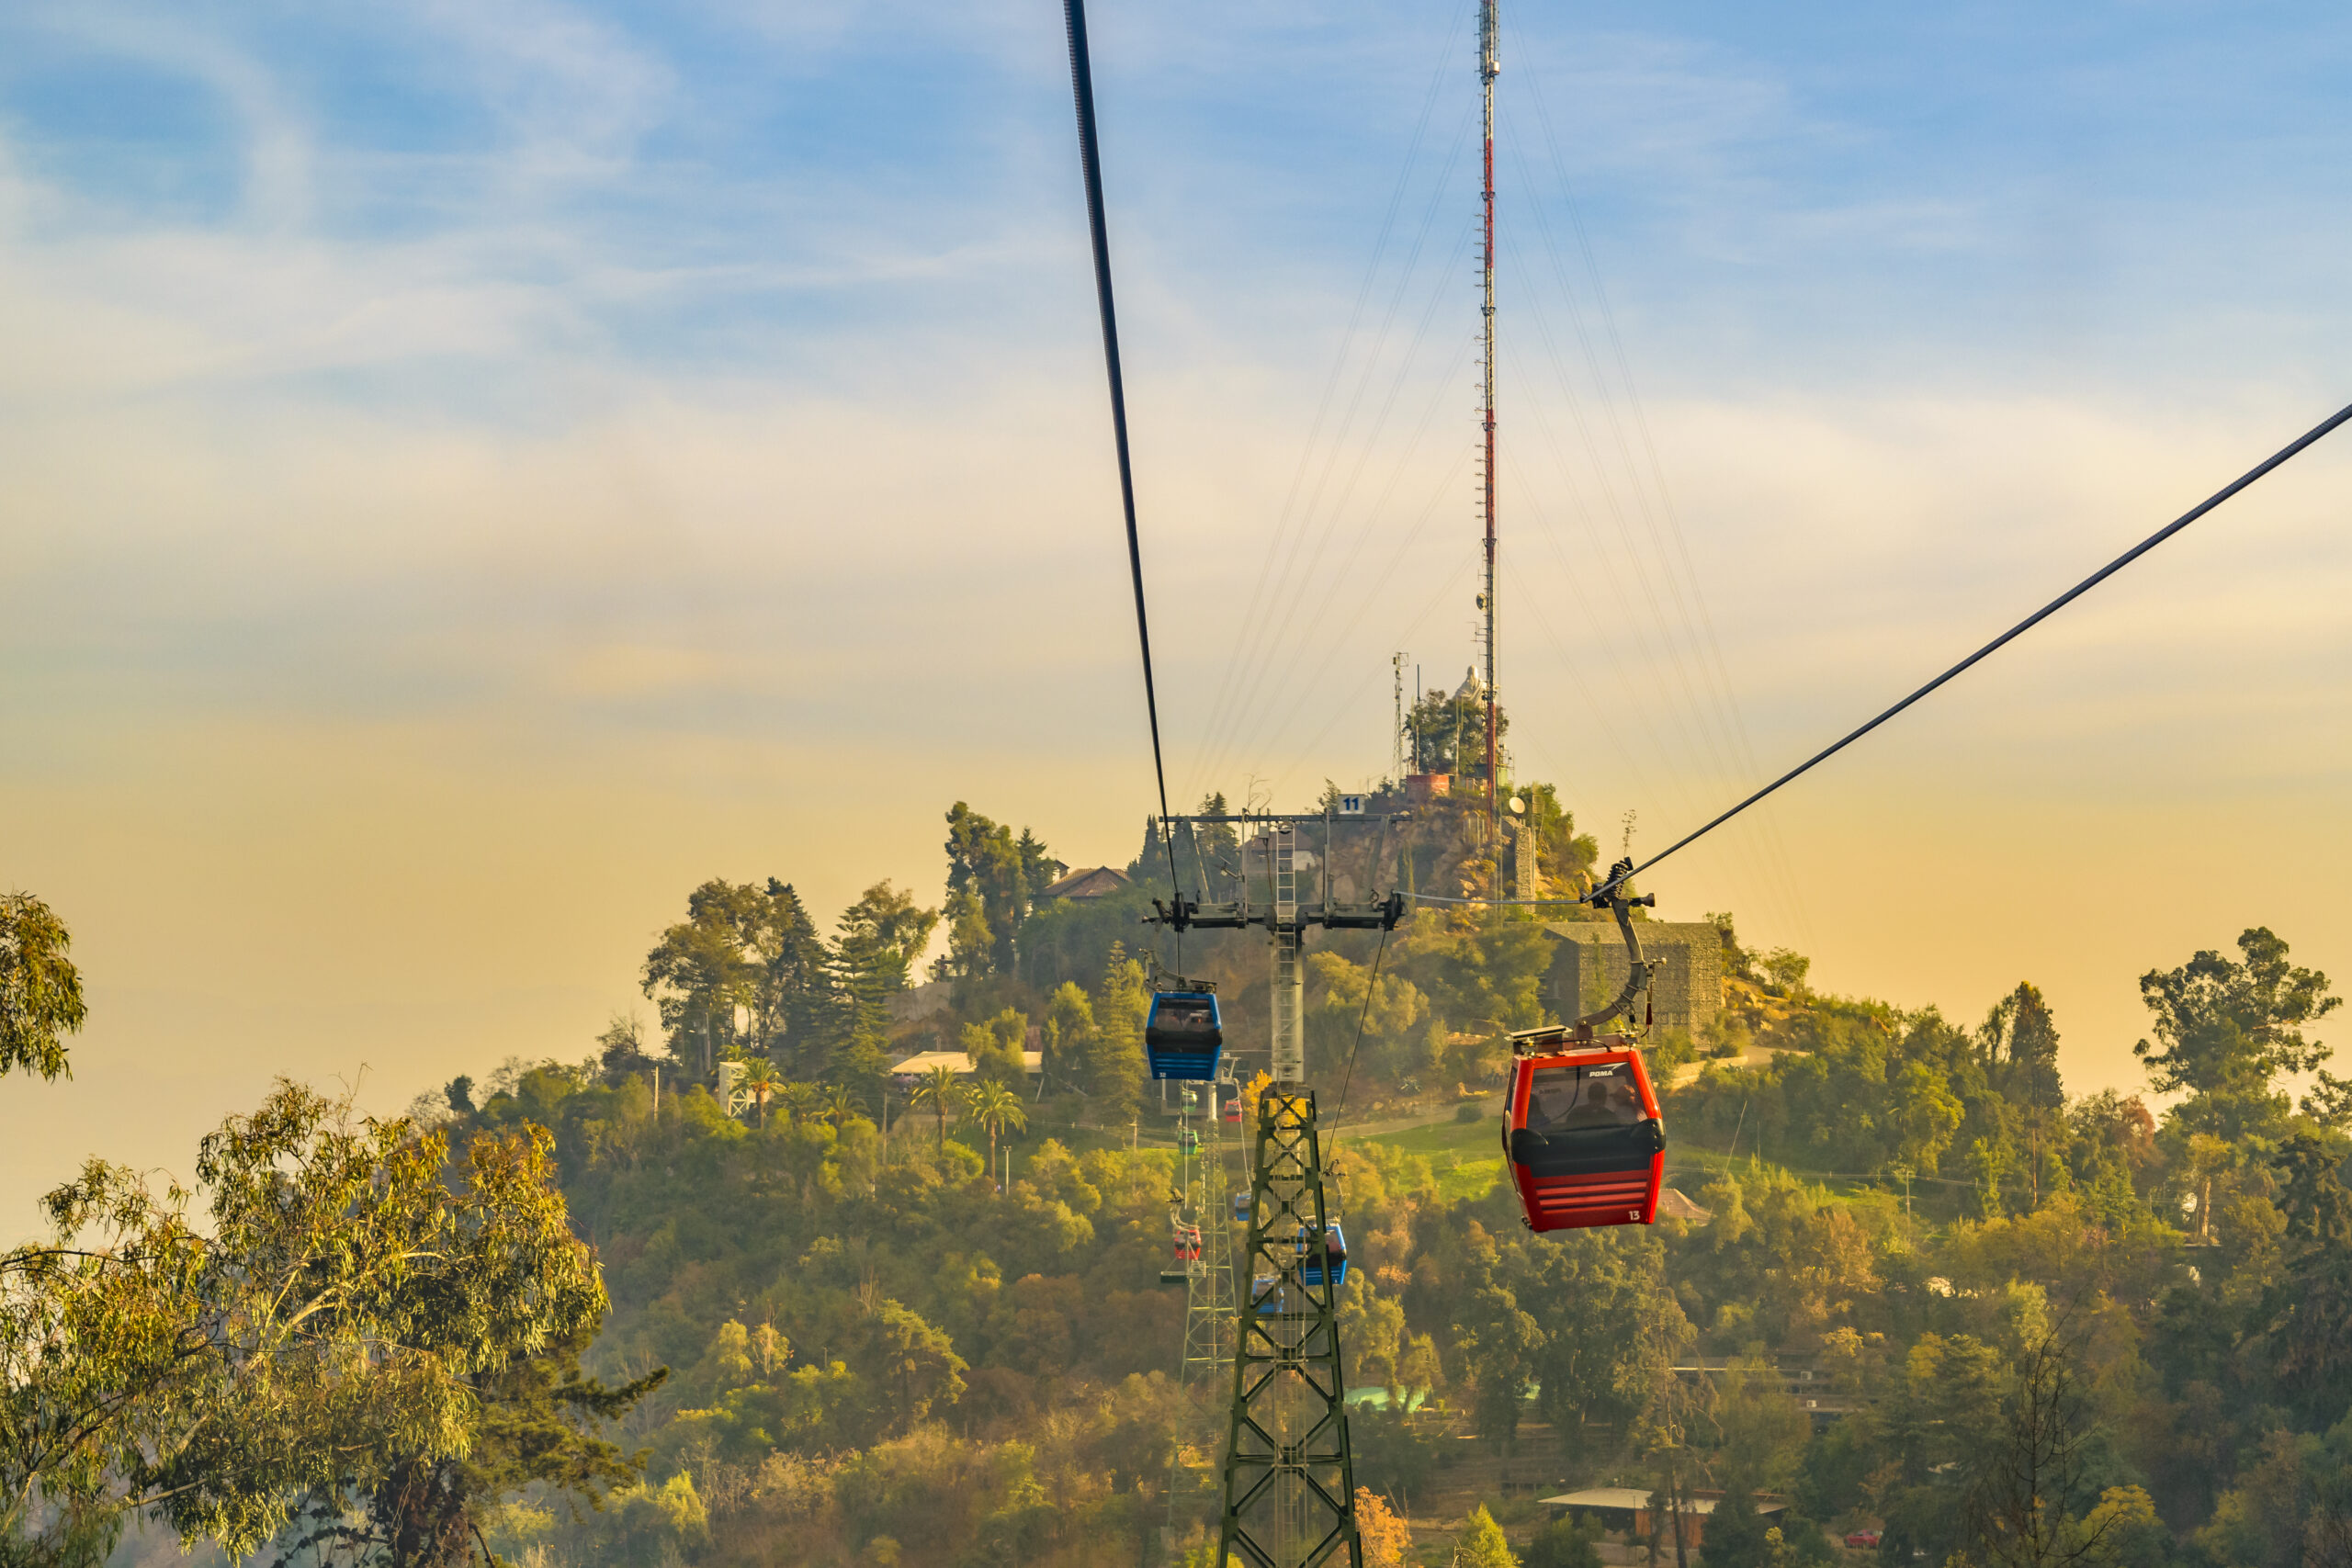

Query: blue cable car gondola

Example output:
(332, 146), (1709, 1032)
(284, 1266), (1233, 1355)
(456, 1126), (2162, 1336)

(1145, 988), (1223, 1080)
(1295, 1223), (1348, 1291)
(1250, 1224), (1349, 1313)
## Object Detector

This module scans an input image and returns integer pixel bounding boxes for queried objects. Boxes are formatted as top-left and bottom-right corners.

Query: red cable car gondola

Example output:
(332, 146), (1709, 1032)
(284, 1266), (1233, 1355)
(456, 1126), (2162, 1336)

(1503, 1038), (1664, 1230)
(1502, 865), (1669, 1233)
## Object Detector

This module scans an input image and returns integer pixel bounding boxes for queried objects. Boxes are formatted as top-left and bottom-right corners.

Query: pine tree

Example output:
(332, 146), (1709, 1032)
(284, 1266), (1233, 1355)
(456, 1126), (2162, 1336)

(1086, 942), (1149, 1123)
(761, 880), (835, 1077)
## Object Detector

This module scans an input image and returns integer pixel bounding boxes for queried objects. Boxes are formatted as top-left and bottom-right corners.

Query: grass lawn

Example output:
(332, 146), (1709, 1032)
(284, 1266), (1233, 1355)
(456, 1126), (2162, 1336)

(1355, 1111), (1917, 1213)
(1361, 1112), (1505, 1158)
(1360, 1114), (1507, 1201)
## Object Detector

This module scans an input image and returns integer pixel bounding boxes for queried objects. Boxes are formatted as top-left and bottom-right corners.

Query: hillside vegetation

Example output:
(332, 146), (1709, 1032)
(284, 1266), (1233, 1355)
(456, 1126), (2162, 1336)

(6, 790), (2350, 1568)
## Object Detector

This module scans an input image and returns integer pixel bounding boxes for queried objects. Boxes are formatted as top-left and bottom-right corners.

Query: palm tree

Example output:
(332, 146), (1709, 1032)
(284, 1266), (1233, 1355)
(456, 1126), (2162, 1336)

(907, 1066), (963, 1149)
(739, 1058), (782, 1126)
(776, 1081), (820, 1125)
(966, 1079), (1029, 1184)
(823, 1083), (865, 1130)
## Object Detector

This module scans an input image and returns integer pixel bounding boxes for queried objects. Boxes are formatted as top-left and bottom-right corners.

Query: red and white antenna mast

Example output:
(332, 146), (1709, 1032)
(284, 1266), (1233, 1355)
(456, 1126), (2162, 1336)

(1478, 0), (1501, 840)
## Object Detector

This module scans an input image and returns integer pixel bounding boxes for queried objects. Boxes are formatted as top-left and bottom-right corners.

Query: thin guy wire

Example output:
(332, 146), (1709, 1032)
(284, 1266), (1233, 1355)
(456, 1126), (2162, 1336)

(1190, 25), (1468, 784)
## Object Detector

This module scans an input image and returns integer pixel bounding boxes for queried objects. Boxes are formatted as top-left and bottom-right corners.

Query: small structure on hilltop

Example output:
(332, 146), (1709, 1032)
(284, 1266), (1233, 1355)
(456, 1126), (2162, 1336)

(1540, 1488), (1785, 1550)
(891, 1048), (1043, 1078)
(1541, 920), (1725, 1033)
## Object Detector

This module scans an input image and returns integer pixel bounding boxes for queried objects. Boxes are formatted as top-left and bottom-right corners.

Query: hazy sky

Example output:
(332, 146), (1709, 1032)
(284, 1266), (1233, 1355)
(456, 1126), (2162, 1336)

(5, 0), (2349, 1229)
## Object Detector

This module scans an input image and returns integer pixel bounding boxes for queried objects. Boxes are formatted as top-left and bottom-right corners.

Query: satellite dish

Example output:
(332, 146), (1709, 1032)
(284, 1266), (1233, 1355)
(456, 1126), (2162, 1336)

(1508, 796), (1526, 815)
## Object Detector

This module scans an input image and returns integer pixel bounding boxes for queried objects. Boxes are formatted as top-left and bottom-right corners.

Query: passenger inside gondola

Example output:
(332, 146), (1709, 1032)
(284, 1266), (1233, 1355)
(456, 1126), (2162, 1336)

(1153, 998), (1216, 1034)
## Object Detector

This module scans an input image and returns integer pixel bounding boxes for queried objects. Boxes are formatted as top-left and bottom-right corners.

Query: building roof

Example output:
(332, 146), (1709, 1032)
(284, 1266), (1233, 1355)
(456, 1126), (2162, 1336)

(1656, 1188), (1715, 1224)
(1541, 1489), (1783, 1516)
(1039, 865), (1130, 901)
(892, 1050), (1044, 1077)
(1540, 919), (1725, 945)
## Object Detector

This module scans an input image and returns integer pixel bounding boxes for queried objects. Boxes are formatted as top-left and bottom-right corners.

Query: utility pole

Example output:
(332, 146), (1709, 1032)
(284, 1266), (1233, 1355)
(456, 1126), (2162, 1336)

(1478, 0), (1501, 845)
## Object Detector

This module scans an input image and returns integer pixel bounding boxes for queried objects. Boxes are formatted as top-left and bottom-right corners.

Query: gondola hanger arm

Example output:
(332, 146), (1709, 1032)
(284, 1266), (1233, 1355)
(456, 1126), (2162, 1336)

(1515, 858), (1653, 1052)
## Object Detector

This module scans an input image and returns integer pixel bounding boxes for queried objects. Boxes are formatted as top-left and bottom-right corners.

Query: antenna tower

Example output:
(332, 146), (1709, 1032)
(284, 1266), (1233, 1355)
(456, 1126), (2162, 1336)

(1391, 651), (1408, 781)
(1478, 0), (1500, 851)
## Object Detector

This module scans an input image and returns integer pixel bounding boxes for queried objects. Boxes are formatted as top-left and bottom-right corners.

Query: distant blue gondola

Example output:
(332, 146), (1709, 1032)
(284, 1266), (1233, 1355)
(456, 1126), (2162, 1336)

(1250, 1224), (1350, 1312)
(1145, 990), (1223, 1081)
(1295, 1223), (1348, 1291)
(1232, 1190), (1252, 1223)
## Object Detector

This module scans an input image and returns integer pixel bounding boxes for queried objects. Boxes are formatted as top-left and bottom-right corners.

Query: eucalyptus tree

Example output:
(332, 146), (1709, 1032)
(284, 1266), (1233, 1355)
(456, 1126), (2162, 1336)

(1, 1082), (634, 1568)
(0, 893), (84, 1083)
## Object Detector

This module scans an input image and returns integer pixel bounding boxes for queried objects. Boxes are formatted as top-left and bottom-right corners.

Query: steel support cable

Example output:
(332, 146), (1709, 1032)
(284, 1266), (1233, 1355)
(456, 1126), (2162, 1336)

(1561, 400), (2352, 908)
(1495, 444), (1714, 822)
(1498, 405), (1778, 908)
(1061, 0), (1179, 905)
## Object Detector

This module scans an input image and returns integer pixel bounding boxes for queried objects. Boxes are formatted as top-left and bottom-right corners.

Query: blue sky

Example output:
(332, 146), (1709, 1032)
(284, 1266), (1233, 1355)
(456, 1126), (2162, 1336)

(4, 0), (2350, 1224)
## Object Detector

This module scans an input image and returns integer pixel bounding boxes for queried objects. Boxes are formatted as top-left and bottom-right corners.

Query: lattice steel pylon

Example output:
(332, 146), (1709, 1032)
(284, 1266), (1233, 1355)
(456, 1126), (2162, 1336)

(1217, 1088), (1363, 1568)
(1181, 1084), (1239, 1383)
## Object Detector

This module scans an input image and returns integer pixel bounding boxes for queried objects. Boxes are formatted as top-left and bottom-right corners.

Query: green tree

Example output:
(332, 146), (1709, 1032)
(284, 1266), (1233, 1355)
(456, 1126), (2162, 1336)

(1697, 1482), (1771, 1568)
(0, 893), (85, 1083)
(0, 1083), (611, 1564)
(1963, 1317), (2148, 1568)
(2260, 1133), (2352, 1423)
(960, 1010), (1029, 1087)
(288, 1318), (665, 1568)
(776, 1081), (820, 1125)
(2134, 927), (2339, 1099)
(1453, 1504), (1519, 1568)
(1887, 1061), (1964, 1176)
(1522, 1513), (1602, 1568)
(641, 879), (769, 1076)
(943, 805), (1063, 976)
(823, 1083), (865, 1130)
(1404, 679), (1506, 782)
(1038, 983), (1099, 1082)
(1086, 944), (1150, 1123)
(1981, 981), (2065, 1114)
(754, 880), (835, 1072)
(851, 1303), (967, 1438)
(1458, 1284), (1542, 1450)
